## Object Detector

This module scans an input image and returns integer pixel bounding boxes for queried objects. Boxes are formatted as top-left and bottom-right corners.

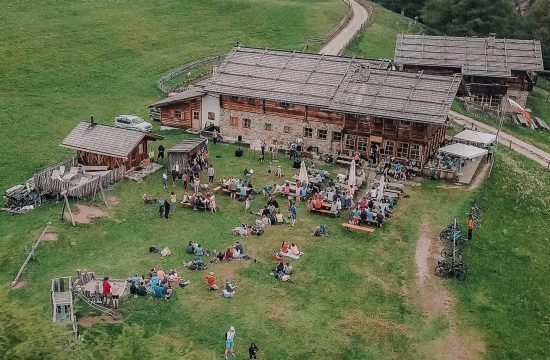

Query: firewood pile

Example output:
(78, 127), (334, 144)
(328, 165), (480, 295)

(3, 179), (40, 212)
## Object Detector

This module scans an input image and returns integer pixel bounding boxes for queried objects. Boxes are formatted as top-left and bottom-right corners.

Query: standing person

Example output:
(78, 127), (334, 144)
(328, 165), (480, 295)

(208, 165), (215, 184)
(244, 196), (250, 213)
(260, 141), (266, 163)
(111, 282), (120, 309)
(164, 199), (170, 220)
(148, 148), (154, 162)
(183, 173), (189, 191)
(289, 202), (297, 227)
(467, 214), (475, 240)
(102, 277), (111, 307)
(267, 162), (272, 175)
(225, 326), (236, 359)
(158, 199), (165, 218)
(212, 129), (218, 145)
(193, 175), (201, 193)
(157, 144), (165, 163)
(171, 163), (178, 186)
(162, 172), (168, 192)
(487, 144), (494, 163)
(170, 192), (177, 213)
(249, 342), (259, 359)
(210, 193), (217, 213)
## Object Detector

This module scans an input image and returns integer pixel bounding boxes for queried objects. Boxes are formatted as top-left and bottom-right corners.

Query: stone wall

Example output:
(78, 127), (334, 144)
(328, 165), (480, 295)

(219, 109), (344, 153)
(507, 89), (529, 107)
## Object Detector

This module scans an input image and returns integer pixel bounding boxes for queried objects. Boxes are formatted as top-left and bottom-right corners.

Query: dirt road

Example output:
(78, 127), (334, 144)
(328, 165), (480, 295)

(319, 0), (370, 55)
(450, 111), (550, 168)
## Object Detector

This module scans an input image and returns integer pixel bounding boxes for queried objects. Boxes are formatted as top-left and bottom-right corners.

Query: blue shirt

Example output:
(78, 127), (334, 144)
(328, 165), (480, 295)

(153, 285), (163, 298)
(290, 205), (297, 217)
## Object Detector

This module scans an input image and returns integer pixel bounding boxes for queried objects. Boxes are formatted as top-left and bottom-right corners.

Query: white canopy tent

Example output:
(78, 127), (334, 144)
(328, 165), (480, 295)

(348, 160), (356, 187)
(298, 161), (309, 186)
(439, 143), (488, 159)
(453, 130), (496, 147)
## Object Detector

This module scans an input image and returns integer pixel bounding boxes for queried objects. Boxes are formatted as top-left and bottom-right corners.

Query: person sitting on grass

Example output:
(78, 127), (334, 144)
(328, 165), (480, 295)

(376, 211), (384, 228)
(163, 284), (173, 299)
(223, 279), (236, 298)
(283, 182), (291, 195)
(225, 247), (234, 261)
(281, 241), (289, 253)
(153, 283), (164, 299)
(276, 210), (284, 224)
(235, 241), (244, 256)
(262, 215), (271, 228)
(136, 282), (147, 297)
(204, 271), (219, 290)
(283, 262), (293, 275)
(290, 243), (301, 256)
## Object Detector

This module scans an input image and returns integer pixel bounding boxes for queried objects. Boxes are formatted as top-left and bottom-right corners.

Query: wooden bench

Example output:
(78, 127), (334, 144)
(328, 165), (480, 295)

(309, 208), (338, 217)
(212, 186), (221, 192)
(342, 223), (375, 233)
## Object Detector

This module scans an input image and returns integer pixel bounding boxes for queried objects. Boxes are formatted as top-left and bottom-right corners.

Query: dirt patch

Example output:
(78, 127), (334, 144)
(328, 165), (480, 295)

(415, 218), (485, 360)
(102, 314), (123, 324)
(64, 204), (109, 224)
(106, 196), (120, 206)
(334, 310), (408, 345)
(41, 230), (59, 241)
(268, 305), (285, 320)
(469, 162), (490, 191)
(78, 315), (100, 327)
(11, 280), (27, 289)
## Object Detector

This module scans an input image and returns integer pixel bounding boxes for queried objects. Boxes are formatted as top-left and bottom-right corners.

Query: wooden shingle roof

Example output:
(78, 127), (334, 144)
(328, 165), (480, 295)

(149, 87), (204, 107)
(60, 122), (162, 158)
(203, 46), (460, 124)
(394, 35), (544, 77)
(167, 138), (206, 153)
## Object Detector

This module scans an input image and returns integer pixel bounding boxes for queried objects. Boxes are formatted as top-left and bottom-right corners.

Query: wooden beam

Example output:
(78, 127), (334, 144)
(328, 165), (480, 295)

(63, 194), (75, 227)
(11, 222), (51, 287)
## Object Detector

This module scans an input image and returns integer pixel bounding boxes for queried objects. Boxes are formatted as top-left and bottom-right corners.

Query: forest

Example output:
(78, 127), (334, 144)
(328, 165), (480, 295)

(373, 0), (550, 68)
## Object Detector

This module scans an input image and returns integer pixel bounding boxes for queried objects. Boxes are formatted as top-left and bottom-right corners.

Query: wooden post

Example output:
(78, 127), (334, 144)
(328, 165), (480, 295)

(99, 181), (108, 207)
(63, 194), (76, 227)
(11, 222), (51, 287)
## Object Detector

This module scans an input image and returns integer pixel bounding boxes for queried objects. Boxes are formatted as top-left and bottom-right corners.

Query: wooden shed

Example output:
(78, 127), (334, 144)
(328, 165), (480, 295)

(60, 122), (163, 172)
(167, 138), (207, 173)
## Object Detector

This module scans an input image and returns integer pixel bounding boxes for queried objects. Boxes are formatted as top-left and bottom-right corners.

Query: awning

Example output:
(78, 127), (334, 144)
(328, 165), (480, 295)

(439, 143), (488, 159)
(453, 130), (496, 147)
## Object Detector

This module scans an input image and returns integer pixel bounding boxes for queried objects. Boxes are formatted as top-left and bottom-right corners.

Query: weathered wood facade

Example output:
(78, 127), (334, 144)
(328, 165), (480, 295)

(150, 88), (204, 129)
(61, 122), (163, 172)
(167, 138), (206, 173)
(394, 35), (544, 110)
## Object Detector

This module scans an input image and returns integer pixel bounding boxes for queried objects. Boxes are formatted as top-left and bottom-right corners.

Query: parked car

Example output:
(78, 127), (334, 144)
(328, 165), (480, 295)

(114, 115), (152, 132)
(149, 107), (161, 122)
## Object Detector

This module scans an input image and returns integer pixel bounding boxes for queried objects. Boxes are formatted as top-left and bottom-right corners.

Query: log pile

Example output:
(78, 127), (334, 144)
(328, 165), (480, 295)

(4, 178), (40, 209)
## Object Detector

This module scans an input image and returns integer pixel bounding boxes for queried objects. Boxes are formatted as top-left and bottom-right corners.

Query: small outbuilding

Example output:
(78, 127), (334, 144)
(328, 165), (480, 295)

(167, 138), (207, 173)
(60, 121), (163, 172)
(452, 130), (496, 148)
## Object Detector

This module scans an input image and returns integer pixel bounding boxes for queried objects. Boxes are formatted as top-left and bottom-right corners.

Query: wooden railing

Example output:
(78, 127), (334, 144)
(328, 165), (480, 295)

(303, 0), (354, 52)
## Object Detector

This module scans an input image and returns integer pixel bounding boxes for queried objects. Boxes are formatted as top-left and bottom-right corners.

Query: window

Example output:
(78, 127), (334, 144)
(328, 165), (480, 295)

(381, 140), (394, 157)
(264, 123), (272, 131)
(303, 127), (313, 138)
(397, 142), (409, 159)
(279, 101), (292, 108)
(357, 136), (368, 151)
(410, 144), (422, 161)
(247, 97), (255, 104)
(192, 111), (200, 120)
(243, 118), (251, 128)
(230, 116), (239, 127)
(174, 110), (181, 119)
(344, 134), (356, 150)
(208, 112), (215, 120)
(317, 129), (327, 140)
(332, 132), (342, 142)
(283, 126), (291, 134)
(230, 96), (238, 101)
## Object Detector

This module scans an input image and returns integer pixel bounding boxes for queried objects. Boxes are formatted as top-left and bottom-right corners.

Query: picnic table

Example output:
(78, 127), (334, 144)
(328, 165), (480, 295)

(342, 223), (375, 233)
(309, 208), (338, 217)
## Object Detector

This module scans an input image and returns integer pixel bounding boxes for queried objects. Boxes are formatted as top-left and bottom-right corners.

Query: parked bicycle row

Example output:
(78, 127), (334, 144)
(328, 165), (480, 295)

(435, 202), (484, 281)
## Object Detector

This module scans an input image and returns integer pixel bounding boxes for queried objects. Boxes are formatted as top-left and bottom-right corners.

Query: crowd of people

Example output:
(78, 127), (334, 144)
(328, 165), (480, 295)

(127, 267), (186, 300)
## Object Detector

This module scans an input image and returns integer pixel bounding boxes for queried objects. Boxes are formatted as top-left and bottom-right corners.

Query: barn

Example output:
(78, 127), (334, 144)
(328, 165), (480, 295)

(60, 121), (163, 172)
(394, 34), (544, 112)
(150, 46), (463, 166)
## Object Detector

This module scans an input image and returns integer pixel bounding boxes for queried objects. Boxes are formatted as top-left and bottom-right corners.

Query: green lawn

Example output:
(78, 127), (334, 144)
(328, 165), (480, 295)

(452, 100), (550, 153)
(1, 1), (549, 359)
(0, 0), (346, 191)
(344, 1), (425, 59)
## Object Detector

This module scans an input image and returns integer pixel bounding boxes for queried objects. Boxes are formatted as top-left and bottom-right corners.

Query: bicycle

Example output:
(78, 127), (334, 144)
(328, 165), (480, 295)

(435, 259), (467, 280)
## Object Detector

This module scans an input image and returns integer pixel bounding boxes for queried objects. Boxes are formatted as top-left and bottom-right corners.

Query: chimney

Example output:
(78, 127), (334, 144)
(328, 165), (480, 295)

(90, 115), (95, 127)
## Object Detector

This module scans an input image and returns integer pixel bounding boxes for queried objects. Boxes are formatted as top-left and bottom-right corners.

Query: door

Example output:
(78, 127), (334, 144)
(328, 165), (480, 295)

(192, 110), (201, 129)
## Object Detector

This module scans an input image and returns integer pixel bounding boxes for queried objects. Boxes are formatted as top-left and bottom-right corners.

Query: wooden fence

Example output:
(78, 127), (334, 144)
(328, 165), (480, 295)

(303, 0), (354, 52)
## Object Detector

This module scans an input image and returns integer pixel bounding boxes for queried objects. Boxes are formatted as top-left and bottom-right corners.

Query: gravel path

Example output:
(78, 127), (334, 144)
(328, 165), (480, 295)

(450, 111), (550, 168)
(319, 0), (370, 55)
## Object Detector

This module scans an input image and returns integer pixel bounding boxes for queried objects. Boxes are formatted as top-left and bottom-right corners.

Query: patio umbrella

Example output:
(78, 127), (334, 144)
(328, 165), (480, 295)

(348, 160), (356, 187)
(298, 161), (309, 186)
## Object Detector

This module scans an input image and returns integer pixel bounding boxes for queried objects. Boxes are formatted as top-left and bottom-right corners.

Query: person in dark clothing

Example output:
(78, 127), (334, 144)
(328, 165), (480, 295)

(249, 342), (259, 359)
(261, 206), (270, 217)
(136, 282), (147, 296)
(164, 199), (170, 219)
(267, 197), (279, 209)
(376, 212), (384, 228)
(157, 144), (165, 162)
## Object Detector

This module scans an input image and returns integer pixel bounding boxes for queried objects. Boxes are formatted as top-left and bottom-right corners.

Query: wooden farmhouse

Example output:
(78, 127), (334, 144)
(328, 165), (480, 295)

(167, 138), (206, 173)
(60, 121), (163, 172)
(150, 46), (462, 166)
(394, 35), (544, 112)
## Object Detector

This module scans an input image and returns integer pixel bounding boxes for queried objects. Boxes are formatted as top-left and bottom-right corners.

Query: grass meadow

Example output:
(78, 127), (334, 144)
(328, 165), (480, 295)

(1, 1), (549, 359)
